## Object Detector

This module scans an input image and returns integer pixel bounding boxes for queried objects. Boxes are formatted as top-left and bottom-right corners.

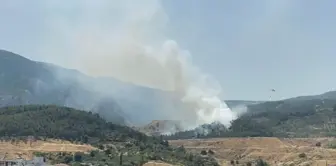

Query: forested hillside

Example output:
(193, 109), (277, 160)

(0, 50), (129, 125)
(0, 105), (219, 166)
(0, 49), (196, 126)
(165, 97), (336, 139)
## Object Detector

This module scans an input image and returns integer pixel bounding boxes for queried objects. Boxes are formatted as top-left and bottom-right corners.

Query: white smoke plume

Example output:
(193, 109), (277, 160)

(36, 0), (237, 129)
(231, 105), (248, 117)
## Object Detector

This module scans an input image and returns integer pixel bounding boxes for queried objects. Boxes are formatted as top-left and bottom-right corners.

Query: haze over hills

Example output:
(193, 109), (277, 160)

(0, 49), (253, 128)
(166, 91), (336, 139)
(136, 90), (336, 136)
(0, 49), (181, 126)
(4, 49), (336, 139)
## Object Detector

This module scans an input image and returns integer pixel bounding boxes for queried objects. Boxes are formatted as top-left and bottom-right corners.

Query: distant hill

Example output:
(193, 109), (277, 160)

(0, 105), (219, 166)
(0, 49), (181, 125)
(0, 50), (128, 124)
(166, 91), (336, 139)
(285, 91), (336, 101)
(134, 90), (336, 137)
(0, 49), (271, 127)
(225, 100), (263, 107)
(5, 49), (336, 139)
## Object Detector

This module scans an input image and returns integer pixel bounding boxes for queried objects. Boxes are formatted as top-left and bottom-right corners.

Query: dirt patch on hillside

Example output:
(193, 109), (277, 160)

(0, 139), (95, 160)
(143, 161), (174, 166)
(169, 137), (336, 166)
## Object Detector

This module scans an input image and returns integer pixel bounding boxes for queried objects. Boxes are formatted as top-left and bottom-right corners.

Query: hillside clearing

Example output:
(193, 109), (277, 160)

(0, 139), (95, 160)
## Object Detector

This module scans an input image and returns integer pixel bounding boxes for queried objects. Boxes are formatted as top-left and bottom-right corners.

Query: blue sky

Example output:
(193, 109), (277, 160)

(1, 0), (336, 100)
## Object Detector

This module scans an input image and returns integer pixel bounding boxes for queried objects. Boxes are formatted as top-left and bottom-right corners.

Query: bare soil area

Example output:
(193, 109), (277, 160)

(143, 161), (175, 166)
(0, 139), (95, 160)
(169, 137), (336, 166)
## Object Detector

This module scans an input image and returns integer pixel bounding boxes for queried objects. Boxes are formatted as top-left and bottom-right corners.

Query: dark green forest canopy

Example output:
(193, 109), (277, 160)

(0, 104), (126, 141)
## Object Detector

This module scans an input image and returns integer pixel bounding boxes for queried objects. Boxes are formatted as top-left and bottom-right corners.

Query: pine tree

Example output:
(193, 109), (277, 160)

(119, 152), (123, 165)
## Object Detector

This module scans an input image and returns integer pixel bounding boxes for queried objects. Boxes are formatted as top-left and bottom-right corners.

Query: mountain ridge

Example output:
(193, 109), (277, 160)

(3, 49), (336, 138)
(0, 49), (183, 126)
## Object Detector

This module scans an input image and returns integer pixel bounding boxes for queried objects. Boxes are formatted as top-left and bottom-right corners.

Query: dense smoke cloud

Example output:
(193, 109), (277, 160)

(36, 0), (237, 129)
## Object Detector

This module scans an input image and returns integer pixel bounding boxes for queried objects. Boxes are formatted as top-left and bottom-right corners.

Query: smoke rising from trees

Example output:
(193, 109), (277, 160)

(32, 0), (237, 129)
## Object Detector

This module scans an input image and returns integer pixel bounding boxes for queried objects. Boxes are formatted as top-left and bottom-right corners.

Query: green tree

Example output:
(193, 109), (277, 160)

(119, 153), (123, 165)
(74, 153), (83, 162)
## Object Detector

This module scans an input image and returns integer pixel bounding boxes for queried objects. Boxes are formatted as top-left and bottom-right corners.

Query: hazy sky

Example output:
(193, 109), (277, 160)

(0, 0), (336, 100)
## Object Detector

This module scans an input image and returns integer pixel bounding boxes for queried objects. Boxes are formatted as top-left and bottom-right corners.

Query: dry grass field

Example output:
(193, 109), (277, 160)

(169, 137), (336, 166)
(0, 139), (95, 160)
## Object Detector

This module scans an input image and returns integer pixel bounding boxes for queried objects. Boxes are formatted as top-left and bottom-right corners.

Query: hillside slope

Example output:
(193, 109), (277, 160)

(0, 50), (129, 125)
(0, 49), (184, 125)
(224, 100), (263, 109)
(166, 92), (336, 139)
(0, 105), (219, 166)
